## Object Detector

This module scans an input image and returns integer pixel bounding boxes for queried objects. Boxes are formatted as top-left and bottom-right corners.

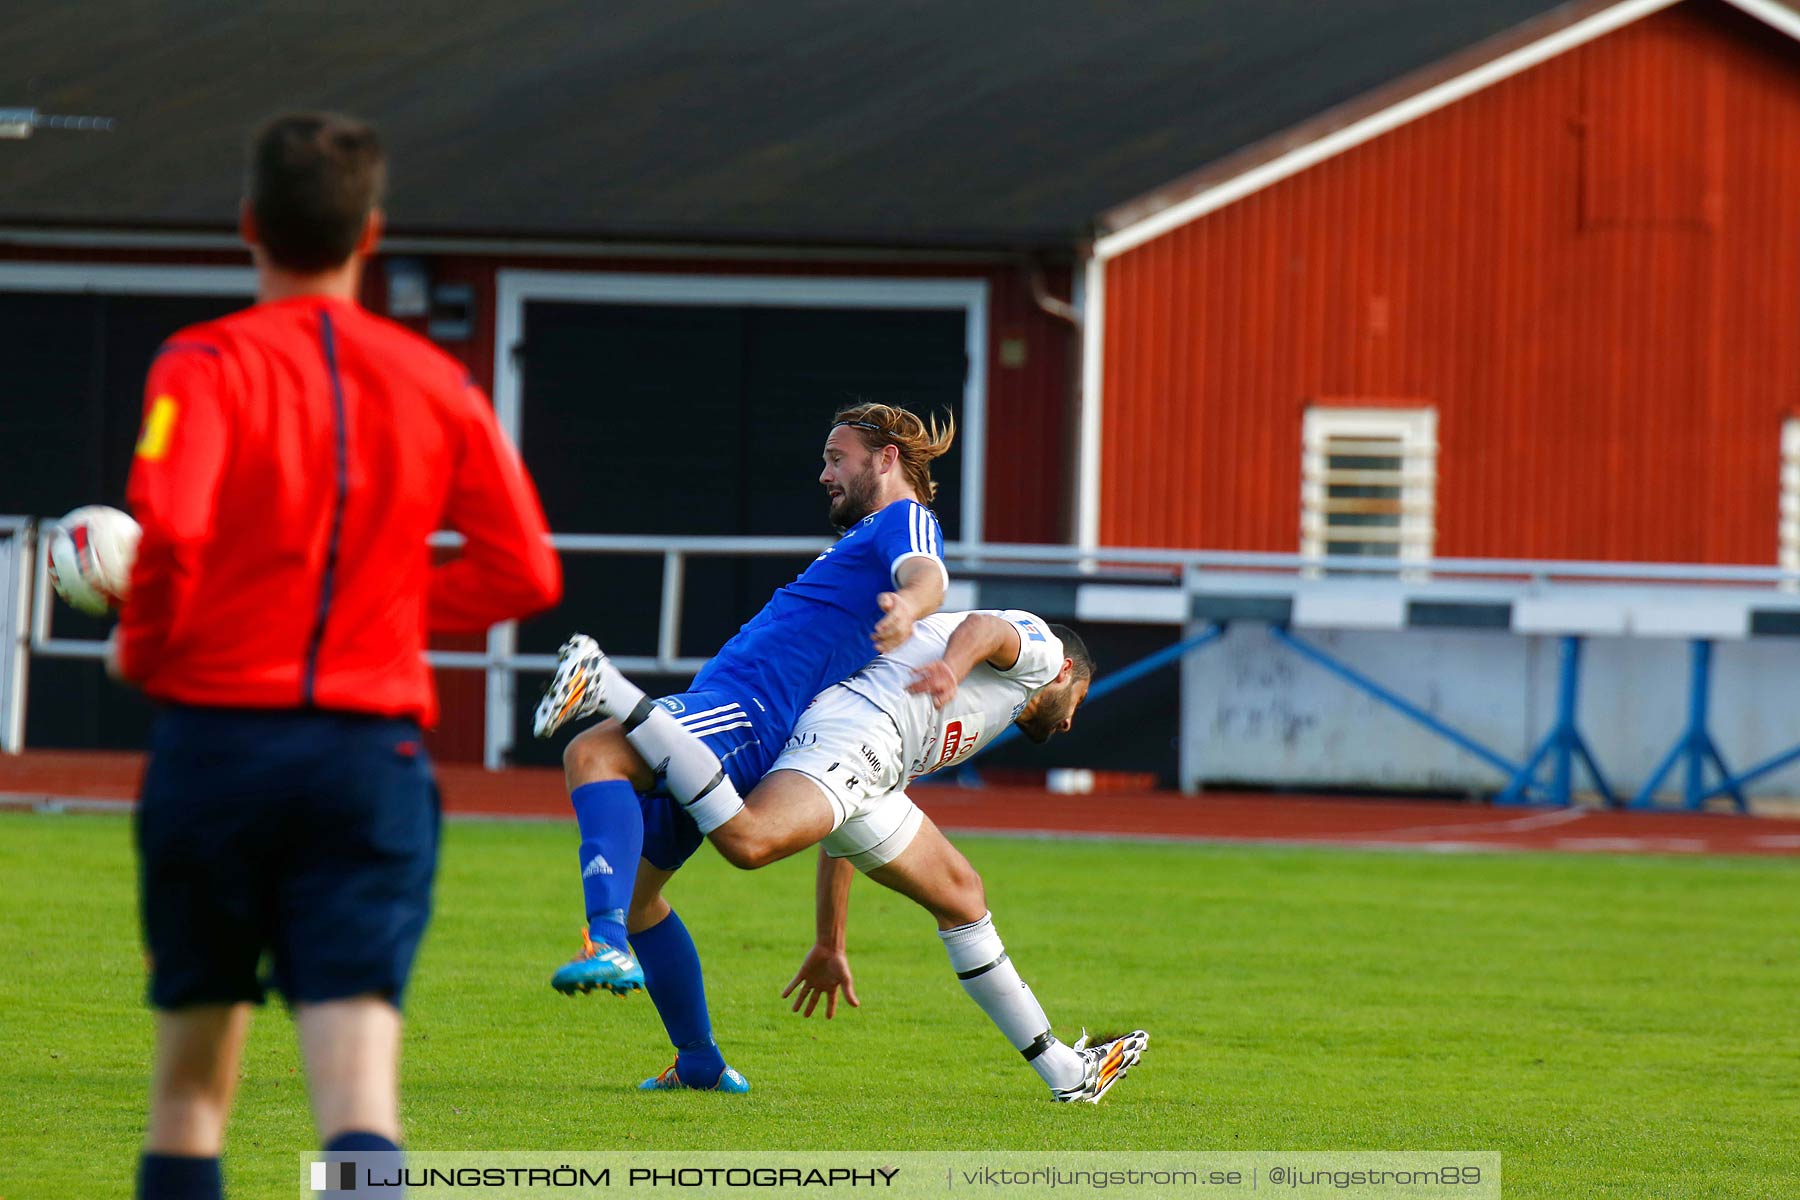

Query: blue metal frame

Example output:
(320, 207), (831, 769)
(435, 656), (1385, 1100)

(1629, 640), (1748, 812)
(952, 619), (1791, 811)
(1082, 623), (1225, 706)
(1495, 636), (1617, 808)
(1709, 742), (1800, 802)
(959, 623), (1225, 768)
(1268, 625), (1547, 801)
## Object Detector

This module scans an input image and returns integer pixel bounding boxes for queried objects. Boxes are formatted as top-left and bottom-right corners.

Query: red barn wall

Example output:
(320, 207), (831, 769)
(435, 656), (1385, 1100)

(1099, 0), (1800, 563)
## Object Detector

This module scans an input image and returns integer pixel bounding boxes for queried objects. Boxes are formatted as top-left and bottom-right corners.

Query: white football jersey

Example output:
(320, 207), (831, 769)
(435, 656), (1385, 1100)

(838, 609), (1065, 781)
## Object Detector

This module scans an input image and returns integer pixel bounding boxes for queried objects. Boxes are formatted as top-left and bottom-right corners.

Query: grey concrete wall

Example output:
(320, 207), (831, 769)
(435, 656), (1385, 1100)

(1179, 624), (1800, 800)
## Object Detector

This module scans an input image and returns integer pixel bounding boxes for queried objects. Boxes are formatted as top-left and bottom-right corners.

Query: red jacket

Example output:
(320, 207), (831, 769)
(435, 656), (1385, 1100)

(120, 295), (561, 726)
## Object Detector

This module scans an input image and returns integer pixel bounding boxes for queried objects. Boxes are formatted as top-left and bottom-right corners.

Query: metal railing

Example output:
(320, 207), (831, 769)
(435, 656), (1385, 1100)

(11, 515), (1800, 770)
(0, 517), (30, 754)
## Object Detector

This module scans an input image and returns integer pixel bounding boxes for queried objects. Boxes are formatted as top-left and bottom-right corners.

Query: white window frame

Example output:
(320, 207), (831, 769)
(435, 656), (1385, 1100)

(1780, 418), (1800, 579)
(0, 262), (256, 297)
(494, 270), (988, 544)
(0, 263), (258, 756)
(494, 270), (988, 772)
(1300, 406), (1438, 567)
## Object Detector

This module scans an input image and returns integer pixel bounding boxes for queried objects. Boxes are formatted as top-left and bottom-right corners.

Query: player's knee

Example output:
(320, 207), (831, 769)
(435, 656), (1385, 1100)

(944, 860), (987, 925)
(712, 823), (773, 871)
(561, 725), (605, 782)
(718, 841), (761, 870)
(563, 721), (629, 788)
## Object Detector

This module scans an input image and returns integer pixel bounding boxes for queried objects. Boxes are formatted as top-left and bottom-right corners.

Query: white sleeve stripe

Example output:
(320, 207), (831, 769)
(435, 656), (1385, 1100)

(890, 550), (949, 591)
(677, 702), (744, 725)
(912, 503), (925, 555)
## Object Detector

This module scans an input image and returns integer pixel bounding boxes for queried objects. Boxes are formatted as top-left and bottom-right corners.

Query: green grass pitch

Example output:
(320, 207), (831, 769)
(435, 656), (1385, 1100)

(1, 810), (1796, 1198)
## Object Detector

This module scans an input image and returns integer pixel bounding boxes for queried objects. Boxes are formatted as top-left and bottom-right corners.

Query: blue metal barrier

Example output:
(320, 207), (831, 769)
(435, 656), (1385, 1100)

(1267, 625), (1547, 802)
(1706, 741), (1800, 804)
(1629, 640), (1749, 812)
(1272, 629), (1630, 807)
(958, 622), (1224, 771)
(1496, 636), (1617, 808)
(1081, 623), (1225, 706)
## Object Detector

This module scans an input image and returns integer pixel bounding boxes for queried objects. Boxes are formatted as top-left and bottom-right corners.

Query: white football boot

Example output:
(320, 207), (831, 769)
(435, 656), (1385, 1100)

(1051, 1029), (1149, 1104)
(533, 633), (611, 738)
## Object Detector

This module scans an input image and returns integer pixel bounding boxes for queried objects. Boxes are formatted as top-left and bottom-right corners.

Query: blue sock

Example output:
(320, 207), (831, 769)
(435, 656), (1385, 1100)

(136, 1153), (221, 1200)
(323, 1131), (401, 1196)
(632, 909), (727, 1087)
(570, 781), (643, 950)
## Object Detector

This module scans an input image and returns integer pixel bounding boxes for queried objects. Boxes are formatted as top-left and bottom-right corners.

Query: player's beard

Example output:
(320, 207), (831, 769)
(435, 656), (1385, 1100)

(828, 463), (881, 529)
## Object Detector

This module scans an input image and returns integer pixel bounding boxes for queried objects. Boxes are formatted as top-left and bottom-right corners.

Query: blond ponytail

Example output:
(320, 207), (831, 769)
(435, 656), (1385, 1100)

(831, 402), (956, 502)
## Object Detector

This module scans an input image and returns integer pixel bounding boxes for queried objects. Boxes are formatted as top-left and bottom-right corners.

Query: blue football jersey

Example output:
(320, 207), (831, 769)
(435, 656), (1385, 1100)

(691, 498), (946, 736)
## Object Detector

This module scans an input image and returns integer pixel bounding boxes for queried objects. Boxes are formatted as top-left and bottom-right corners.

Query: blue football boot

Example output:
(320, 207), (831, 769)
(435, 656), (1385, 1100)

(550, 929), (645, 996)
(639, 1060), (751, 1093)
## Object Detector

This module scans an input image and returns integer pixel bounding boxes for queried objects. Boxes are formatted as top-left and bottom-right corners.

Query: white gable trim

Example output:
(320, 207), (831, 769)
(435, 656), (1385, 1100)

(1094, 0), (1800, 261)
(1076, 0), (1800, 552)
(1734, 0), (1800, 41)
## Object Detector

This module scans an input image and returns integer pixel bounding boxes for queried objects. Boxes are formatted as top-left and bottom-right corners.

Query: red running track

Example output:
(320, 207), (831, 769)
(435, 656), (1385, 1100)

(3, 751), (1798, 857)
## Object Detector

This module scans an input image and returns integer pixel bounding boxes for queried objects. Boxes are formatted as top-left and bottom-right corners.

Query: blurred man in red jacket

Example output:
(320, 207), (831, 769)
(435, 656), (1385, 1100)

(115, 112), (561, 1200)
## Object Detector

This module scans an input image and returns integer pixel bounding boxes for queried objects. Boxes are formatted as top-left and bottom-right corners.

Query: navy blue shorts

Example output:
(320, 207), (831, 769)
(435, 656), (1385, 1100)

(638, 690), (778, 872)
(135, 707), (441, 1010)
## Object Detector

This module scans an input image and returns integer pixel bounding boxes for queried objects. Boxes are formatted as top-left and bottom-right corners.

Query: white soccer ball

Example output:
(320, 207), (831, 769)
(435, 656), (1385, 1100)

(48, 505), (141, 617)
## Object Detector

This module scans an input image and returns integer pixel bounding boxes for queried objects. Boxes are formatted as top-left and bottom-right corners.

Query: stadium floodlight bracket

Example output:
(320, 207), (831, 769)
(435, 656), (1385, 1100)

(0, 108), (117, 140)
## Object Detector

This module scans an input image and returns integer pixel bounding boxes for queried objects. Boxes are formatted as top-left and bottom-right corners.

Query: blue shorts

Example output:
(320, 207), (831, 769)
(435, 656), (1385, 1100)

(135, 707), (441, 1010)
(638, 689), (779, 872)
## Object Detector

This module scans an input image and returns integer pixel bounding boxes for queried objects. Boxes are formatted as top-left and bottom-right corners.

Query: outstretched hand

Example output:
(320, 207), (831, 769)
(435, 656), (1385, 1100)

(906, 659), (959, 708)
(872, 591), (917, 653)
(782, 944), (860, 1018)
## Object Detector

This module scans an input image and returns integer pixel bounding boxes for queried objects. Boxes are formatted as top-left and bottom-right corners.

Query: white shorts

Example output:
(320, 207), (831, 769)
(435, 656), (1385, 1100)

(770, 686), (924, 873)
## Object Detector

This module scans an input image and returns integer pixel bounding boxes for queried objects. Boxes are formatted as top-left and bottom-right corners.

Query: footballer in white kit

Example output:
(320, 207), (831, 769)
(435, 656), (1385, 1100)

(766, 609), (1149, 1104)
(769, 609), (1069, 870)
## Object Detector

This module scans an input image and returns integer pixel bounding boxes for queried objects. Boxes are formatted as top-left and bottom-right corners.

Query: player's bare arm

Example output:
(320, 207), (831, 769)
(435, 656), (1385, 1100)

(873, 555), (946, 653)
(905, 613), (1024, 708)
(782, 849), (860, 1018)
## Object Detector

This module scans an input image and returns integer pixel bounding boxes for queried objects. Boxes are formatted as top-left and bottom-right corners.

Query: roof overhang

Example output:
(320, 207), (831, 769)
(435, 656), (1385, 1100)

(0, 223), (1068, 265)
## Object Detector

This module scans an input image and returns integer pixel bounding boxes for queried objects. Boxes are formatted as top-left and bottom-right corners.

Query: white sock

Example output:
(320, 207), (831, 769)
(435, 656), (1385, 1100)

(938, 913), (1085, 1092)
(597, 657), (649, 721)
(606, 664), (745, 834)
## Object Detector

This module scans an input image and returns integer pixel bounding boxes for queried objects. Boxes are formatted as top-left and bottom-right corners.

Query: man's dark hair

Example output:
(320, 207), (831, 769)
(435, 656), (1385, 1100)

(248, 113), (386, 273)
(1048, 624), (1095, 682)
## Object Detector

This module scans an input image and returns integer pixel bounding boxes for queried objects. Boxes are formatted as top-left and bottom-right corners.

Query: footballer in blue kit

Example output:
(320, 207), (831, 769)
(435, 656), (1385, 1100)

(684, 491), (948, 752)
(533, 402), (954, 1092)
